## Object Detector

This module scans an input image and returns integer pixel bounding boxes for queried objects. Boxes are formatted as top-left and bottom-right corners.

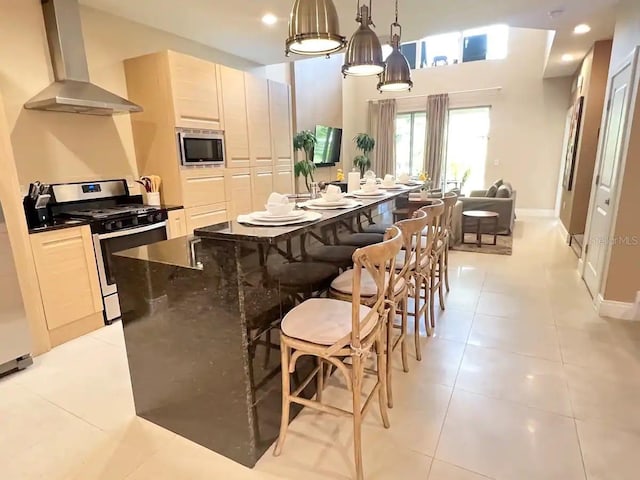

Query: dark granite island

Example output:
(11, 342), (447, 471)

(112, 189), (416, 467)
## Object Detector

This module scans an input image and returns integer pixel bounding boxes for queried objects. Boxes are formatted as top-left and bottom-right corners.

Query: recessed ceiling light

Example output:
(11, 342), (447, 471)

(262, 13), (277, 26)
(574, 24), (591, 34)
(561, 53), (575, 62)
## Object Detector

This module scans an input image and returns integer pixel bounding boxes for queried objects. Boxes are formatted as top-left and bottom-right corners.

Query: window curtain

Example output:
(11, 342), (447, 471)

(424, 94), (449, 186)
(371, 99), (397, 176)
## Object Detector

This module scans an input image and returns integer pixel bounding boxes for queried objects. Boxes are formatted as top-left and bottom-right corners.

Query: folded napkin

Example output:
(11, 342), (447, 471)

(266, 192), (289, 205)
(325, 184), (342, 195)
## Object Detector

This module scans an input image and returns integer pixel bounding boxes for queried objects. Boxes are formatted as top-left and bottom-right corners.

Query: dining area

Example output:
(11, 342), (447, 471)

(110, 178), (459, 479)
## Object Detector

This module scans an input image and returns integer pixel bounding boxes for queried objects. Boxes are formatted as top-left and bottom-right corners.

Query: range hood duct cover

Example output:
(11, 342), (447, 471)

(24, 0), (142, 116)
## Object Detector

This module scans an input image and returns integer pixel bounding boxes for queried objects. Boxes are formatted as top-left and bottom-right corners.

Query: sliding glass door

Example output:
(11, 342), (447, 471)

(395, 112), (427, 176)
(443, 107), (490, 194)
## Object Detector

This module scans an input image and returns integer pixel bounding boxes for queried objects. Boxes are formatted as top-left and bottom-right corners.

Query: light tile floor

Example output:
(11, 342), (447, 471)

(2, 218), (640, 479)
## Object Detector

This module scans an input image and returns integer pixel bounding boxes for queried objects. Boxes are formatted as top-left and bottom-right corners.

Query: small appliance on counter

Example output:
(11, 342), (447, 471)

(45, 179), (171, 324)
(23, 181), (52, 229)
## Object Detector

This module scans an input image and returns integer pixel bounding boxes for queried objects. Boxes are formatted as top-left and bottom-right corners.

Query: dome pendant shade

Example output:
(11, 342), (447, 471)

(286, 0), (347, 55)
(342, 4), (385, 77)
(378, 33), (413, 91)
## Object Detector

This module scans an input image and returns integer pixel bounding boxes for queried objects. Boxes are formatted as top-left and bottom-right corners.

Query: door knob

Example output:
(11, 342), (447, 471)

(604, 199), (610, 205)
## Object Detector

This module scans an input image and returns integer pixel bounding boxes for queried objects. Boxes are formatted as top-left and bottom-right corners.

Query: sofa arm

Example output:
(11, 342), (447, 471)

(469, 190), (488, 198)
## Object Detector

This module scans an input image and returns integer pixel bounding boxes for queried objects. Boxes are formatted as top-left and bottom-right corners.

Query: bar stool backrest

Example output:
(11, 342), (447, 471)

(393, 209), (429, 279)
(419, 200), (445, 262)
(441, 192), (459, 238)
(345, 226), (403, 352)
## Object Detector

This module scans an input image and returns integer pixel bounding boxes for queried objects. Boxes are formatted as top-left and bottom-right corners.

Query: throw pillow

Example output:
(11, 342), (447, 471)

(486, 185), (498, 197)
(496, 184), (512, 198)
(492, 179), (504, 189)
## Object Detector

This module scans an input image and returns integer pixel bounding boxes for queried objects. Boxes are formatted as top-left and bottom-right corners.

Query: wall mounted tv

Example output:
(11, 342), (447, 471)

(313, 125), (342, 166)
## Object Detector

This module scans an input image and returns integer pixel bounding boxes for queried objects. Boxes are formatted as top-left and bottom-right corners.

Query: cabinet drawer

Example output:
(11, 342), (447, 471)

(185, 203), (228, 233)
(181, 168), (226, 207)
(30, 226), (102, 331)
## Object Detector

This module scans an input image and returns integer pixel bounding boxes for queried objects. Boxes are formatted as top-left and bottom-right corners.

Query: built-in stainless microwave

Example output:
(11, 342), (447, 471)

(177, 127), (225, 167)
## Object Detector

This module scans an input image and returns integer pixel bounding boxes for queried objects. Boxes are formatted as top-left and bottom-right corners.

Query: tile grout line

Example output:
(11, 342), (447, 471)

(429, 268), (484, 465)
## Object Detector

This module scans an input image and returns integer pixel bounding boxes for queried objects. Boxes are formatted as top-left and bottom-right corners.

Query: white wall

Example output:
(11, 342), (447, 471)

(342, 27), (572, 210)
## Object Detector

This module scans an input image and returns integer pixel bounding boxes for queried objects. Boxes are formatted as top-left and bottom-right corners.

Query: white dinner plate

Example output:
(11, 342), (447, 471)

(310, 198), (350, 207)
(238, 211), (322, 226)
(250, 210), (306, 222)
(352, 190), (387, 197)
(379, 184), (404, 190)
(304, 199), (360, 210)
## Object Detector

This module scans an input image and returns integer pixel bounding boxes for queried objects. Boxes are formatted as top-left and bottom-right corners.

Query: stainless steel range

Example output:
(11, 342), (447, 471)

(49, 180), (168, 323)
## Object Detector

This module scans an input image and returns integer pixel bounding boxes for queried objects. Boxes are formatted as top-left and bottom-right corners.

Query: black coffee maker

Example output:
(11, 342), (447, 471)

(23, 182), (52, 229)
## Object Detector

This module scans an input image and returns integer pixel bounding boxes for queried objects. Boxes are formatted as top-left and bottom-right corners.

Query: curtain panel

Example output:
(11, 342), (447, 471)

(424, 94), (449, 185)
(369, 99), (397, 176)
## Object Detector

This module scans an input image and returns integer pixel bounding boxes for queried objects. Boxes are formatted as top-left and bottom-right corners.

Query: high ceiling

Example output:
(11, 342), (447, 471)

(80, 0), (618, 76)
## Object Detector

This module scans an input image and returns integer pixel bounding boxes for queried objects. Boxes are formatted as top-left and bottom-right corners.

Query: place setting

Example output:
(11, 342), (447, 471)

(378, 174), (409, 190)
(237, 193), (322, 227)
(351, 177), (391, 198)
(300, 184), (362, 210)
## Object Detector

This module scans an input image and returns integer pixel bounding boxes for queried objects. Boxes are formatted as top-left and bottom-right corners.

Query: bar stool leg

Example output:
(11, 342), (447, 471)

(438, 253), (446, 311)
(414, 275), (422, 360)
(386, 313), (394, 408)
(274, 341), (291, 456)
(352, 355), (364, 480)
(316, 358), (324, 403)
(376, 335), (391, 428)
(444, 238), (451, 293)
(400, 295), (409, 373)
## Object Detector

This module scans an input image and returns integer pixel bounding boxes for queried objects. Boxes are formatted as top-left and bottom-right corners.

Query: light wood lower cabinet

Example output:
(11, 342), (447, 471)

(30, 226), (103, 331)
(167, 209), (187, 239)
(251, 167), (274, 211)
(225, 168), (253, 217)
(274, 167), (294, 195)
(181, 168), (226, 208)
(185, 203), (228, 233)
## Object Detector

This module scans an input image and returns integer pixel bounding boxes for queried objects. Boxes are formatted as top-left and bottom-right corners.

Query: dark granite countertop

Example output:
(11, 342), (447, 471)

(115, 235), (202, 270)
(29, 218), (90, 234)
(194, 187), (419, 244)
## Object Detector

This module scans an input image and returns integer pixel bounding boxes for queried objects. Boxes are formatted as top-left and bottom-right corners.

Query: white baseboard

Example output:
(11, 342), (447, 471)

(596, 294), (639, 320)
(515, 208), (556, 217)
(557, 220), (569, 243)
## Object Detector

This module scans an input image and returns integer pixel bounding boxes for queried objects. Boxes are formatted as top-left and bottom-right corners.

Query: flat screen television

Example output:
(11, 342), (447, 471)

(313, 125), (342, 166)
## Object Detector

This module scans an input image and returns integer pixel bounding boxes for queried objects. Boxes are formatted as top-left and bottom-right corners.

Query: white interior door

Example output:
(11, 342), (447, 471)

(583, 49), (639, 296)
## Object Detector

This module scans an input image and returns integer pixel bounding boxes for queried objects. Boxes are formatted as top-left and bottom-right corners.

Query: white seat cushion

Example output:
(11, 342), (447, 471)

(281, 298), (375, 345)
(331, 269), (406, 297)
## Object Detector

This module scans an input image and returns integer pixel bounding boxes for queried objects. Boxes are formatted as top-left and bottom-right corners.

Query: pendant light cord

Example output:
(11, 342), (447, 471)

(395, 0), (399, 24)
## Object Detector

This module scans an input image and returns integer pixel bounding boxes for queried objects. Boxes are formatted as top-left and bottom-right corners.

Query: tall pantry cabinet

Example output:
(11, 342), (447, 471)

(124, 50), (294, 233)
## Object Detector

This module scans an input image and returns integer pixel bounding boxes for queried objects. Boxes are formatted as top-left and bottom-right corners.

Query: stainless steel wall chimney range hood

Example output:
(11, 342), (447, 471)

(24, 0), (142, 116)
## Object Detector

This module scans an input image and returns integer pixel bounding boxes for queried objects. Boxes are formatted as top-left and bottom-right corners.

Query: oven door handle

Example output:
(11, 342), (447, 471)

(98, 221), (167, 240)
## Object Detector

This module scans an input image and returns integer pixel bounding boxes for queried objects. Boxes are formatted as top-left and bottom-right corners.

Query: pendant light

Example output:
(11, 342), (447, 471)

(285, 0), (347, 56)
(378, 0), (413, 92)
(342, 1), (385, 77)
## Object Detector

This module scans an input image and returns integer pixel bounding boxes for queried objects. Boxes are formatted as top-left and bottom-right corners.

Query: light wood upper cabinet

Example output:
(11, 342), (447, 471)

(185, 203), (228, 234)
(168, 51), (222, 129)
(225, 168), (253, 217)
(246, 75), (273, 167)
(251, 167), (274, 211)
(167, 209), (187, 239)
(274, 166), (294, 195)
(181, 168), (226, 208)
(30, 226), (102, 331)
(268, 80), (294, 168)
(219, 66), (250, 168)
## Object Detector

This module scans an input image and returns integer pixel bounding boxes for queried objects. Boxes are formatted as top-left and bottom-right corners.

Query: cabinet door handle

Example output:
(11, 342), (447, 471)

(604, 198), (610, 205)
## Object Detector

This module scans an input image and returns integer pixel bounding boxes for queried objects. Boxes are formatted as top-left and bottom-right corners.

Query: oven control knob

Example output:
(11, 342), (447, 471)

(155, 213), (163, 222)
(147, 214), (154, 222)
(115, 221), (123, 229)
(105, 222), (113, 231)
(132, 217), (139, 226)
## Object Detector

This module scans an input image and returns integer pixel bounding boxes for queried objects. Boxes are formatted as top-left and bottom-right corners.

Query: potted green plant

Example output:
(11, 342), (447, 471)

(292, 130), (317, 191)
(353, 133), (375, 177)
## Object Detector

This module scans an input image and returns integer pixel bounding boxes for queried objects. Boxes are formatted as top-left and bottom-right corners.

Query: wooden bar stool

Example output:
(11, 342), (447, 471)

(430, 193), (458, 314)
(413, 201), (444, 358)
(274, 227), (403, 480)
